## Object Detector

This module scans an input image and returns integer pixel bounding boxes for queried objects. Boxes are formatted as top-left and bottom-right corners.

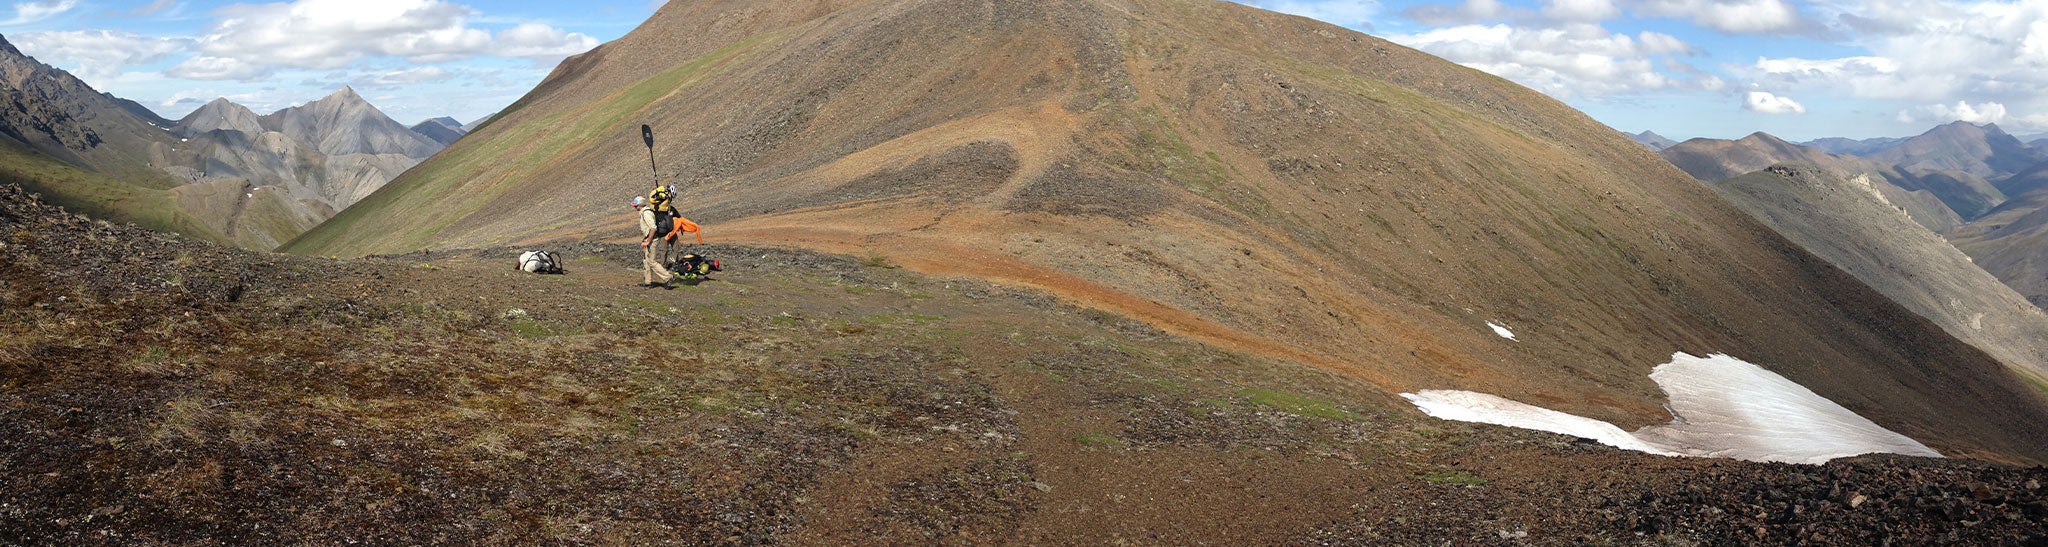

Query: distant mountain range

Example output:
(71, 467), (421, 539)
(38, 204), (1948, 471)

(1626, 130), (1678, 151)
(0, 35), (451, 250)
(1708, 164), (2048, 386)
(410, 117), (467, 146)
(157, 87), (445, 249)
(1658, 132), (1969, 232)
(1656, 121), (2048, 309)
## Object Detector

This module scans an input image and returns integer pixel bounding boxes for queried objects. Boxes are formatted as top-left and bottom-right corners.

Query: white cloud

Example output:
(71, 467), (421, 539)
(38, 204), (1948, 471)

(1389, 24), (1718, 99)
(1634, 0), (1805, 34)
(13, 31), (188, 83)
(492, 23), (602, 64)
(1245, 0), (1380, 28)
(176, 0), (597, 75)
(3, 0), (75, 25)
(2010, 113), (2048, 133)
(1743, 91), (1806, 114)
(1543, 0), (1619, 23)
(1402, 0), (1506, 26)
(367, 66), (449, 85)
(1747, 0), (2048, 106)
(166, 56), (273, 81)
(1896, 100), (2007, 124)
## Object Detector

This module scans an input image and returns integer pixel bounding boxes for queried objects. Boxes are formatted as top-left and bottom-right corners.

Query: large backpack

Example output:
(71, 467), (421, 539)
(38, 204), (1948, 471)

(667, 253), (721, 281)
(516, 250), (564, 274)
(648, 184), (675, 213)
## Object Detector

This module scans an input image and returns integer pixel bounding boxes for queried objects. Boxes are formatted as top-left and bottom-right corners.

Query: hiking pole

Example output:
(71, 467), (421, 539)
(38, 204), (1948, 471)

(642, 124), (658, 184)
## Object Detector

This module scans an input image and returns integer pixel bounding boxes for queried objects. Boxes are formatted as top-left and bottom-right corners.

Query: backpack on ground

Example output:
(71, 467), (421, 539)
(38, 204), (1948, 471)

(517, 250), (564, 274)
(667, 253), (721, 281)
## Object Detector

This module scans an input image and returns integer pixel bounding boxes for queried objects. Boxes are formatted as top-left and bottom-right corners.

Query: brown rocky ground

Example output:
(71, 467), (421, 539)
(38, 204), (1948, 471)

(5, 184), (2046, 544)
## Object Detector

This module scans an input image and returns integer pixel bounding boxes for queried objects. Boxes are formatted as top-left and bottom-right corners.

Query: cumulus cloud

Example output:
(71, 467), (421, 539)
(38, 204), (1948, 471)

(172, 0), (598, 78)
(492, 23), (603, 64)
(13, 31), (188, 82)
(1743, 0), (2048, 105)
(1389, 24), (1720, 99)
(1244, 0), (1379, 28)
(1896, 100), (2007, 124)
(3, 0), (76, 25)
(1634, 0), (1806, 34)
(1743, 91), (1806, 114)
(1401, 0), (1506, 26)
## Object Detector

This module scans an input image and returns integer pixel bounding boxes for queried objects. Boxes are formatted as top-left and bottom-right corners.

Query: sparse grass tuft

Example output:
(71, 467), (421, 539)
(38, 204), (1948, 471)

(1072, 433), (1123, 447)
(860, 252), (897, 269)
(1239, 388), (1360, 421)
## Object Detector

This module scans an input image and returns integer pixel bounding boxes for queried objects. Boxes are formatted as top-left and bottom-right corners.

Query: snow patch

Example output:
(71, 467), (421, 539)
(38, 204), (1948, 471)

(1487, 321), (1516, 340)
(1402, 352), (1941, 465)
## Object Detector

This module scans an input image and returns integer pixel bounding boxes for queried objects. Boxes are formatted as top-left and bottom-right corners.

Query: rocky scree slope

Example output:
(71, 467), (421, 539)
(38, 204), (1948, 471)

(1950, 181), (2048, 309)
(291, 0), (2048, 463)
(1709, 164), (2048, 390)
(4, 181), (2048, 543)
(162, 87), (447, 249)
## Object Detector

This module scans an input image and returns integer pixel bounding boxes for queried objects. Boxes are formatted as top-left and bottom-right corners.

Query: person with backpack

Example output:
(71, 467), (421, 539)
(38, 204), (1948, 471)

(645, 183), (701, 263)
(633, 196), (677, 287)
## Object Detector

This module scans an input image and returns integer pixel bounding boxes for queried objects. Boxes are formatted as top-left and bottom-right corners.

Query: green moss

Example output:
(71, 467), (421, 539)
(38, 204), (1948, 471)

(1239, 388), (1360, 421)
(1072, 433), (1123, 446)
(2024, 373), (2048, 396)
(1365, 212), (1396, 235)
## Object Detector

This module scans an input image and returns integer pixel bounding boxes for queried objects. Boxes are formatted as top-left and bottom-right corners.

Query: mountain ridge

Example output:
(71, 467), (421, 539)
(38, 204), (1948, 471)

(1869, 121), (2045, 181)
(0, 38), (443, 249)
(290, 0), (2048, 462)
(1657, 132), (1969, 231)
(1627, 130), (1678, 150)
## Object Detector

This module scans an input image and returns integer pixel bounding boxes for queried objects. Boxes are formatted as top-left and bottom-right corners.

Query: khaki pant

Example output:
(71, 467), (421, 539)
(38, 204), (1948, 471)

(643, 243), (675, 284)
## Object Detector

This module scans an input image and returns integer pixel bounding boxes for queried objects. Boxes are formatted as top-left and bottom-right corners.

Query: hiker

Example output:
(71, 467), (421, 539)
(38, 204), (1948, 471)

(633, 196), (677, 286)
(646, 183), (702, 263)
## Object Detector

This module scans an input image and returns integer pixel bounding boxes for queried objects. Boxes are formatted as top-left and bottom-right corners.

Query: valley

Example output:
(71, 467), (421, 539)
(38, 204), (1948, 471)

(4, 0), (2048, 543)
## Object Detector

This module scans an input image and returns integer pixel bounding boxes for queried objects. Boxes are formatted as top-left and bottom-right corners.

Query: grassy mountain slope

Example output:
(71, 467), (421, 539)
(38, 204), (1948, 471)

(291, 0), (2048, 462)
(0, 137), (227, 244)
(1713, 164), (2048, 388)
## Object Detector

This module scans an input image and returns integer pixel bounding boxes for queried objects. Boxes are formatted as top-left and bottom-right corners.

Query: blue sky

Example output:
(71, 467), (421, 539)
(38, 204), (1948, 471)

(2, 0), (653, 126)
(5, 0), (2047, 141)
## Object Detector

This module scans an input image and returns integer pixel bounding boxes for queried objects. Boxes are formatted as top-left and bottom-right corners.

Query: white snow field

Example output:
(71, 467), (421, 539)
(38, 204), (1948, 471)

(1402, 352), (1942, 464)
(1487, 322), (1516, 341)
